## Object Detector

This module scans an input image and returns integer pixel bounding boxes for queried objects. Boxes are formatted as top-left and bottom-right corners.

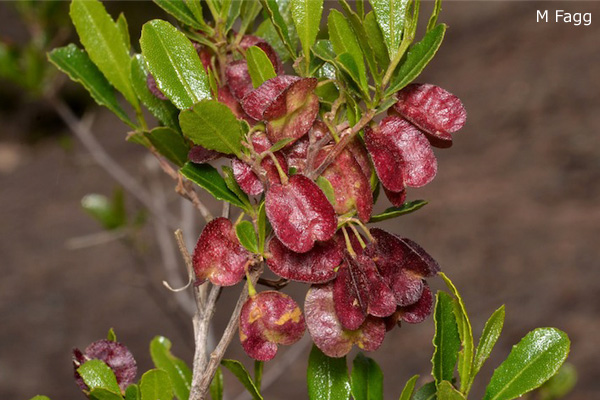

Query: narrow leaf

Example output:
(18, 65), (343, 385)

(257, 201), (268, 254)
(180, 162), (246, 208)
(209, 367), (224, 400)
(328, 10), (367, 93)
(483, 328), (570, 400)
(107, 328), (117, 342)
(370, 0), (410, 60)
(336, 52), (369, 97)
(140, 19), (211, 110)
(245, 46), (276, 88)
(254, 361), (264, 391)
(431, 291), (460, 386)
(77, 359), (122, 394)
(350, 353), (383, 400)
(307, 345), (351, 400)
(270, 138), (295, 152)
(29, 397), (51, 400)
(398, 375), (419, 400)
(236, 220), (259, 254)
(411, 381), (436, 400)
(144, 127), (190, 167)
(537, 363), (577, 400)
(130, 54), (180, 132)
(226, 0), (242, 33)
(386, 24), (446, 96)
(149, 336), (192, 400)
(437, 381), (465, 400)
(89, 388), (124, 400)
(48, 44), (134, 128)
(240, 1), (263, 35)
(472, 306), (505, 380)
(70, 0), (137, 107)
(316, 176), (336, 206)
(369, 200), (428, 223)
(139, 369), (172, 400)
(427, 0), (442, 32)
(222, 166), (253, 213)
(125, 385), (141, 400)
(116, 13), (130, 51)
(221, 359), (263, 400)
(153, 0), (211, 32)
(259, 0), (297, 59)
(364, 11), (389, 70)
(179, 100), (242, 155)
(291, 0), (324, 68)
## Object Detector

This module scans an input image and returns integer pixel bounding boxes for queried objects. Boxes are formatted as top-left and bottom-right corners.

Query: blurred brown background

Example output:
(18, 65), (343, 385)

(1, 1), (599, 399)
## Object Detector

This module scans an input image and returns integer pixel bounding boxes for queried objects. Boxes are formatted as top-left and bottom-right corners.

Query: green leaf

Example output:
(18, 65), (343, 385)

(364, 11), (389, 71)
(125, 385), (141, 400)
(370, 0), (410, 60)
(316, 176), (336, 206)
(149, 336), (192, 400)
(185, 0), (205, 23)
(472, 306), (505, 382)
(144, 127), (190, 167)
(89, 388), (125, 400)
(77, 359), (122, 395)
(291, 0), (323, 69)
(312, 40), (337, 64)
(181, 162), (246, 208)
(328, 10), (367, 94)
(437, 381), (465, 400)
(222, 166), (253, 213)
(140, 369), (172, 400)
(439, 273), (474, 393)
(179, 100), (242, 155)
(386, 24), (446, 96)
(257, 201), (268, 254)
(225, 0), (242, 33)
(81, 192), (126, 230)
(336, 52), (369, 98)
(259, 0), (297, 59)
(240, 1), (263, 35)
(369, 200), (427, 223)
(483, 328), (571, 400)
(69, 0), (137, 107)
(245, 46), (276, 88)
(140, 19), (211, 110)
(28, 397), (51, 400)
(48, 44), (134, 128)
(116, 13), (130, 51)
(236, 220), (259, 254)
(221, 359), (263, 400)
(153, 0), (211, 32)
(427, 0), (442, 32)
(350, 353), (383, 400)
(432, 291), (460, 386)
(254, 361), (264, 391)
(106, 327), (117, 342)
(130, 54), (180, 132)
(307, 345), (351, 400)
(269, 138), (295, 152)
(412, 381), (436, 400)
(209, 367), (224, 400)
(537, 363), (577, 400)
(398, 375), (419, 400)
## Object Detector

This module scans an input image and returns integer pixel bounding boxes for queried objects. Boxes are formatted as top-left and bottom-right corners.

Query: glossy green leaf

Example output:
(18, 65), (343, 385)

(130, 54), (180, 132)
(153, 0), (211, 32)
(336, 52), (369, 97)
(328, 10), (367, 93)
(411, 381), (436, 400)
(386, 24), (446, 96)
(269, 138), (295, 152)
(439, 273), (474, 393)
(370, 0), (410, 60)
(77, 359), (121, 394)
(28, 397), (51, 400)
(257, 201), (268, 254)
(259, 0), (297, 59)
(239, 1), (263, 35)
(350, 353), (383, 400)
(70, 0), (137, 107)
(116, 13), (130, 52)
(222, 166), (253, 213)
(125, 385), (141, 400)
(364, 11), (389, 70)
(398, 375), (419, 400)
(369, 200), (427, 223)
(107, 327), (117, 342)
(254, 361), (264, 391)
(140, 19), (211, 110)
(537, 363), (577, 400)
(472, 306), (505, 381)
(89, 388), (124, 400)
(307, 345), (351, 400)
(437, 381), (465, 400)
(140, 369), (172, 400)
(225, 0), (242, 32)
(48, 44), (134, 128)
(179, 100), (242, 155)
(291, 0), (323, 69)
(209, 367), (224, 400)
(427, 0), (442, 32)
(149, 336), (192, 400)
(180, 162), (247, 208)
(246, 46), (276, 88)
(316, 176), (336, 206)
(483, 328), (570, 400)
(144, 127), (190, 167)
(185, 0), (205, 23)
(221, 359), (263, 400)
(236, 220), (259, 254)
(432, 291), (460, 386)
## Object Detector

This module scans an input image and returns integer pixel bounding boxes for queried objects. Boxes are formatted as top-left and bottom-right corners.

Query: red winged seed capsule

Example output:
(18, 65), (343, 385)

(218, 85), (254, 122)
(73, 339), (137, 392)
(365, 125), (406, 192)
(192, 217), (252, 286)
(232, 158), (264, 196)
(188, 145), (223, 164)
(305, 284), (386, 358)
(242, 75), (301, 120)
(225, 60), (255, 101)
(393, 83), (467, 144)
(265, 174), (337, 253)
(267, 236), (342, 283)
(383, 187), (407, 207)
(384, 283), (434, 330)
(239, 291), (305, 361)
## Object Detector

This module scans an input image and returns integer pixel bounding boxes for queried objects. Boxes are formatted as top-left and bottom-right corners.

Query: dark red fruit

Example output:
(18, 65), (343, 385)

(226, 60), (254, 101)
(188, 145), (223, 164)
(265, 174), (337, 253)
(192, 217), (252, 286)
(239, 291), (305, 361)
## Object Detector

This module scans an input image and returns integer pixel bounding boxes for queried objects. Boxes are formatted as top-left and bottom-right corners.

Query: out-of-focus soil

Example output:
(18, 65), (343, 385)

(1, 2), (599, 399)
